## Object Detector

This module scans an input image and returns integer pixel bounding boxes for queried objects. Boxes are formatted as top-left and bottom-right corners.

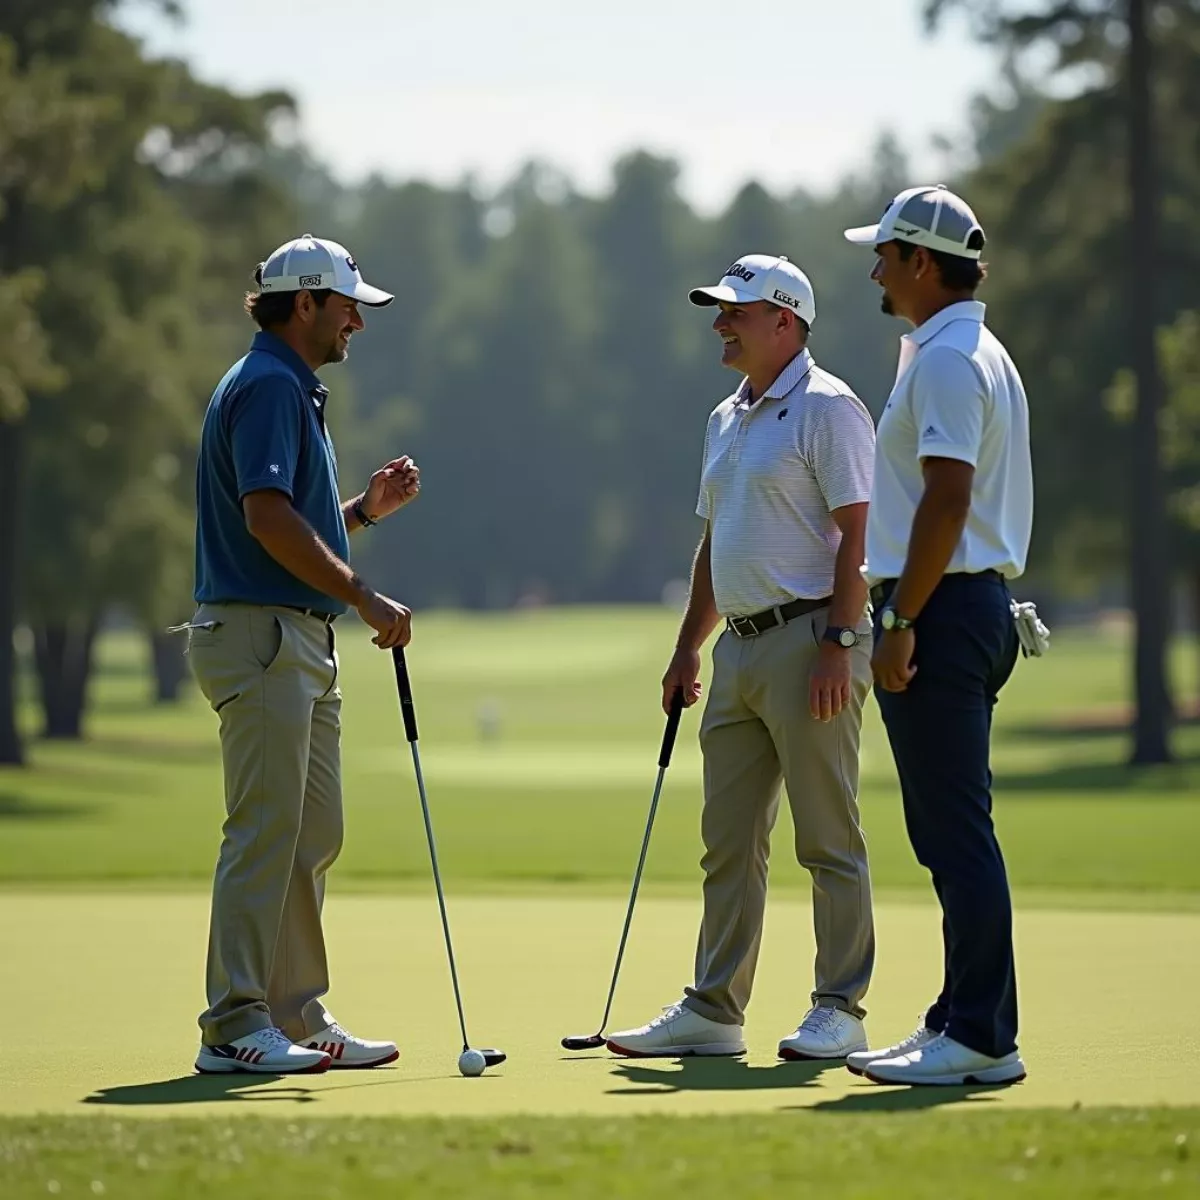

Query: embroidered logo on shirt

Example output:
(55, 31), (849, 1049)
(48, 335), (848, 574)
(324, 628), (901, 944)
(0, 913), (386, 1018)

(777, 408), (789, 420)
(269, 464), (281, 474)
(922, 425), (940, 438)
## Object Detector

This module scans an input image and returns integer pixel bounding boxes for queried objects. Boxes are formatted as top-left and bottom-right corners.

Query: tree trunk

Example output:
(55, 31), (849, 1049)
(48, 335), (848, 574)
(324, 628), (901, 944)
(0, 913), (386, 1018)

(33, 617), (99, 740)
(1126, 0), (1173, 764)
(0, 418), (25, 765)
(150, 629), (188, 703)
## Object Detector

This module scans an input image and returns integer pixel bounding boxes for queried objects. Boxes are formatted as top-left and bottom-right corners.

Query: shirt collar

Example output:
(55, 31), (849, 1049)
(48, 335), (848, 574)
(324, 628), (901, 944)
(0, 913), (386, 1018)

(735, 348), (814, 407)
(251, 330), (327, 401)
(905, 300), (986, 347)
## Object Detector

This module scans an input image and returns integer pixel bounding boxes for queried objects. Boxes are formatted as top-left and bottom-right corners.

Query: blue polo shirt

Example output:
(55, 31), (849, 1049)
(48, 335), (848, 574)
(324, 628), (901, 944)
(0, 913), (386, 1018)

(194, 331), (350, 614)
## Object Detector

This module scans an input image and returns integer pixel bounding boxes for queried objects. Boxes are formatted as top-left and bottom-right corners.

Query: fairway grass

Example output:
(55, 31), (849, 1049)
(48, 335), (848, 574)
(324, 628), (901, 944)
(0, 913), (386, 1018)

(3, 894), (1197, 1117)
(3, 610), (1199, 1198)
(3, 1109), (1198, 1199)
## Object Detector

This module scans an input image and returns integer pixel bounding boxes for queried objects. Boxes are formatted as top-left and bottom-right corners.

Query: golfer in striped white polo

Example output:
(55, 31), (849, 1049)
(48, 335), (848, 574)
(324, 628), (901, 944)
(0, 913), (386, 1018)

(607, 255), (878, 1061)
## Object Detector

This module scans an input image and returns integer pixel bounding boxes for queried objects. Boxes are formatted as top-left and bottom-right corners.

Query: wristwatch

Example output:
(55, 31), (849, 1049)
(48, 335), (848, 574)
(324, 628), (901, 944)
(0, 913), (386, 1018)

(880, 606), (915, 632)
(823, 626), (861, 649)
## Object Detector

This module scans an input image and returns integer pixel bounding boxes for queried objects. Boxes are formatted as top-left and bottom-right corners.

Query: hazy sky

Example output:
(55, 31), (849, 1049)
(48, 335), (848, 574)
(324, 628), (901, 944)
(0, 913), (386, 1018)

(116, 0), (1002, 212)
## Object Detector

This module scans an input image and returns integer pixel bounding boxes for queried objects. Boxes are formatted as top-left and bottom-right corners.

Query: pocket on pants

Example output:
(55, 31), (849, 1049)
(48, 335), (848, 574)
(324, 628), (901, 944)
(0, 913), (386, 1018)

(249, 612), (288, 673)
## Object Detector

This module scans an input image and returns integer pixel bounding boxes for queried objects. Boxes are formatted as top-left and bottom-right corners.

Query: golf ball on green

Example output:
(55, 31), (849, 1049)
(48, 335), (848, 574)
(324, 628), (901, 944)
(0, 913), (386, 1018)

(458, 1048), (486, 1077)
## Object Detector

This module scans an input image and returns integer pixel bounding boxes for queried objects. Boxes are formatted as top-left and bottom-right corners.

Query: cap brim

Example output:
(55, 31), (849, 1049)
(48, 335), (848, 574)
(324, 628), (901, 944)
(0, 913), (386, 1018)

(334, 279), (395, 307)
(843, 224), (882, 247)
(688, 284), (761, 307)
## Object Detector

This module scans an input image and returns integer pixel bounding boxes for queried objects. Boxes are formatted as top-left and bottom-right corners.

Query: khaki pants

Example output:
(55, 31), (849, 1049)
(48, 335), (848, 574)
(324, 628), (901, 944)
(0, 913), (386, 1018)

(683, 608), (875, 1025)
(186, 603), (342, 1046)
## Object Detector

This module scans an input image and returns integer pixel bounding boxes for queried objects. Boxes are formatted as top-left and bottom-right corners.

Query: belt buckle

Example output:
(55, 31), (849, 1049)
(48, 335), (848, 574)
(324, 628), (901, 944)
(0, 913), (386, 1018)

(728, 615), (757, 639)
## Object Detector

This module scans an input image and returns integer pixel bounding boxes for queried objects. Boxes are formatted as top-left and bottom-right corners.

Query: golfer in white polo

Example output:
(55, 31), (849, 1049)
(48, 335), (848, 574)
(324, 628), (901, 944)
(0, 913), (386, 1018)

(607, 255), (878, 1061)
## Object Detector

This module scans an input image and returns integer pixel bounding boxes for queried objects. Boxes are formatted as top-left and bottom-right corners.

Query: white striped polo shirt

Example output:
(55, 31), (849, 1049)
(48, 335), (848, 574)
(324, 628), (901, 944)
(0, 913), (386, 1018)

(697, 348), (876, 617)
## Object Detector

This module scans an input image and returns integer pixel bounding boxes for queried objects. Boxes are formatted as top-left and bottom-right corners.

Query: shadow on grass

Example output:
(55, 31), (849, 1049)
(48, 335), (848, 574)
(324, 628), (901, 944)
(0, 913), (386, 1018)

(999, 701), (1200, 743)
(607, 1057), (840, 1096)
(83, 1075), (316, 1106)
(805, 1083), (1004, 1113)
(992, 753), (1200, 795)
(0, 792), (98, 821)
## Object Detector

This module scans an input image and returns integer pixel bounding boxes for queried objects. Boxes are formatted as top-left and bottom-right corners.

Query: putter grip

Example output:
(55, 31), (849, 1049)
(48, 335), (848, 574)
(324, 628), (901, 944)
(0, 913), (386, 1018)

(391, 646), (419, 742)
(658, 688), (684, 768)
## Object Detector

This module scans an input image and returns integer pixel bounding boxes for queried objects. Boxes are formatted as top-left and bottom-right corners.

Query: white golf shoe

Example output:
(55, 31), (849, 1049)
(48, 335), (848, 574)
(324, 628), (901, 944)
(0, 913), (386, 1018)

(864, 1033), (1027, 1086)
(845, 1018), (940, 1076)
(606, 1002), (746, 1058)
(195, 1026), (331, 1075)
(778, 1006), (868, 1060)
(302, 1020), (399, 1069)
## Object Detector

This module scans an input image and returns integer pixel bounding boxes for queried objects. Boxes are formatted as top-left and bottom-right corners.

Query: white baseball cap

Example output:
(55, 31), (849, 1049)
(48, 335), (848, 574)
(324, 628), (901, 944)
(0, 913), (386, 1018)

(257, 234), (394, 307)
(688, 254), (816, 326)
(844, 185), (985, 260)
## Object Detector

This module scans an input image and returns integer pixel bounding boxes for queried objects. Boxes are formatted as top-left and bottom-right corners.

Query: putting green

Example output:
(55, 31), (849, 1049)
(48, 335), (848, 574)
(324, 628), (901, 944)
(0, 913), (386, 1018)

(3, 893), (1196, 1117)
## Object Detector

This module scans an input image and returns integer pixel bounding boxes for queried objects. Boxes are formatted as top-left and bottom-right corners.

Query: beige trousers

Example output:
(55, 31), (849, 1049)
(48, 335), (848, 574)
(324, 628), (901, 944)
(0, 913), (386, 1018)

(683, 608), (875, 1025)
(186, 603), (343, 1046)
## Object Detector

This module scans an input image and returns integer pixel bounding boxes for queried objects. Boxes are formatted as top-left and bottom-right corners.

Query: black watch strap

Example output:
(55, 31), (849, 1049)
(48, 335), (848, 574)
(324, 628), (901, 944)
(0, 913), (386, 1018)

(823, 626), (860, 648)
(353, 499), (377, 528)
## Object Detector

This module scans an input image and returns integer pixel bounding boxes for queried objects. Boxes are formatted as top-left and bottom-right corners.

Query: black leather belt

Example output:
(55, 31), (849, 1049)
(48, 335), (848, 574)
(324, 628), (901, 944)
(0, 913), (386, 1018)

(726, 596), (830, 639)
(280, 605), (338, 624)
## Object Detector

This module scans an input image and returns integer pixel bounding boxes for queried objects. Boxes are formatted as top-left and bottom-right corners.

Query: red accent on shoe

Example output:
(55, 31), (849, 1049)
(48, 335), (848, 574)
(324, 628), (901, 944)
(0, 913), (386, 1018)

(605, 1040), (658, 1058)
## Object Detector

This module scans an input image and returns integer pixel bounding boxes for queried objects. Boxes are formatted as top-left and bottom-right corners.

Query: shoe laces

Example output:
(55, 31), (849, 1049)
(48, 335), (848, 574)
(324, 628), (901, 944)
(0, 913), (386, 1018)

(800, 1005), (842, 1035)
(648, 1002), (687, 1029)
(257, 1027), (293, 1051)
(896, 1022), (935, 1053)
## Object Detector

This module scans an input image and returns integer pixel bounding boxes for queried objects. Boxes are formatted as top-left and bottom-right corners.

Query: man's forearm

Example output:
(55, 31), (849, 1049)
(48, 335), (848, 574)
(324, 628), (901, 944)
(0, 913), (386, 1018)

(890, 492), (970, 619)
(249, 505), (367, 608)
(676, 530), (721, 651)
(828, 529), (868, 627)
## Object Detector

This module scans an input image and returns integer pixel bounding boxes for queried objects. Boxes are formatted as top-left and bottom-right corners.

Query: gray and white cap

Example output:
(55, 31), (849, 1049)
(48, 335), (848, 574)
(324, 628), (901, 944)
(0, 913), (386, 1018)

(257, 234), (394, 307)
(844, 185), (985, 260)
(688, 254), (816, 326)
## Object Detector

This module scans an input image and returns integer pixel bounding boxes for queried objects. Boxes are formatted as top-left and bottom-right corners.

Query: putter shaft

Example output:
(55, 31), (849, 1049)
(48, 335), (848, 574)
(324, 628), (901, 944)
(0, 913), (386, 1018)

(409, 739), (472, 1053)
(595, 762), (668, 1035)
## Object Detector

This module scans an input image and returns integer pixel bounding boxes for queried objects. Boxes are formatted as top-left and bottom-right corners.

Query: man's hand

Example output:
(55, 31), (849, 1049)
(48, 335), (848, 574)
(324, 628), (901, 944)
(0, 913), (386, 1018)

(356, 589), (412, 649)
(872, 628), (917, 692)
(663, 646), (703, 714)
(810, 642), (852, 721)
(361, 456), (421, 521)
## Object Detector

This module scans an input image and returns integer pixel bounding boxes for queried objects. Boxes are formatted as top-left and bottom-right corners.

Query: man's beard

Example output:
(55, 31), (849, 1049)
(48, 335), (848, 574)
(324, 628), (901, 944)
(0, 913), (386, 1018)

(323, 339), (349, 365)
(880, 292), (895, 316)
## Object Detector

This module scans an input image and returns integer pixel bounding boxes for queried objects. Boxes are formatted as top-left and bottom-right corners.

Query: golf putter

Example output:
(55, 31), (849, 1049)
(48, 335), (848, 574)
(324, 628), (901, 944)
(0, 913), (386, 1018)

(392, 646), (506, 1069)
(562, 687), (685, 1051)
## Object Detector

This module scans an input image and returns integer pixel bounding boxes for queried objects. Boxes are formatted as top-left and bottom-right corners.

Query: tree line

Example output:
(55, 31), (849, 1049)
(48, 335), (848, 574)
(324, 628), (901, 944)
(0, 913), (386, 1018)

(2, 0), (1199, 767)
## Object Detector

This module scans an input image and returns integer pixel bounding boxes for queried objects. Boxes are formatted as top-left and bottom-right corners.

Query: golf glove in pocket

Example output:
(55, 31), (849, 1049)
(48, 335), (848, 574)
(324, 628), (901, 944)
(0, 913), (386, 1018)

(1010, 600), (1050, 658)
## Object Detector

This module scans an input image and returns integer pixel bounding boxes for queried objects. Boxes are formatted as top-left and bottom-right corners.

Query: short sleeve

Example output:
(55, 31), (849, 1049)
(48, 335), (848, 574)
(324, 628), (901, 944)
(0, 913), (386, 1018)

(911, 347), (987, 467)
(696, 414), (715, 520)
(226, 375), (305, 500)
(806, 396), (875, 512)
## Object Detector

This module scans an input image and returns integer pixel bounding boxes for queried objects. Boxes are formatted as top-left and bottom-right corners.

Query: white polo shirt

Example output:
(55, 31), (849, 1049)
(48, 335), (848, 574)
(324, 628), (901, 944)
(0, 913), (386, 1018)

(864, 301), (1033, 585)
(697, 348), (875, 617)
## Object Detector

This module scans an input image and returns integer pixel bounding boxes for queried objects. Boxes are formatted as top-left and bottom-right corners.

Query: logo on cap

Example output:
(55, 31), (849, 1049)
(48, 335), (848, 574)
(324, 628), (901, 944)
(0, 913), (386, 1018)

(346, 258), (358, 273)
(299, 274), (323, 288)
(773, 289), (800, 310)
(726, 263), (756, 283)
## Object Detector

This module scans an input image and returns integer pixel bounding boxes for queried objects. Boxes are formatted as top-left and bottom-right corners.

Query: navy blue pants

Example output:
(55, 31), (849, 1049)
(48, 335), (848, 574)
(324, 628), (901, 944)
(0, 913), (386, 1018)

(873, 572), (1020, 1059)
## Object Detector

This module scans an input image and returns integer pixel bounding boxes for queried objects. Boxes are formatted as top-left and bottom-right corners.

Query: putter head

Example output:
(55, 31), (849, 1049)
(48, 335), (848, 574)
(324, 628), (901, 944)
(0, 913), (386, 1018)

(480, 1048), (506, 1067)
(561, 1034), (606, 1051)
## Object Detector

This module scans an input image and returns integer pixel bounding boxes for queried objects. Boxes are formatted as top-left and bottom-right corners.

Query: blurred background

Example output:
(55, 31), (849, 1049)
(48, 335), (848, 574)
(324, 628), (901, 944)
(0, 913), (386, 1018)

(2, 0), (1199, 785)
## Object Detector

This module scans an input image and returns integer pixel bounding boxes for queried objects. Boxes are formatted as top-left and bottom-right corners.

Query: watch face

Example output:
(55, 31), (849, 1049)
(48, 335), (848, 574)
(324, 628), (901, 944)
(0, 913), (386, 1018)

(838, 628), (857, 647)
(881, 609), (895, 630)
